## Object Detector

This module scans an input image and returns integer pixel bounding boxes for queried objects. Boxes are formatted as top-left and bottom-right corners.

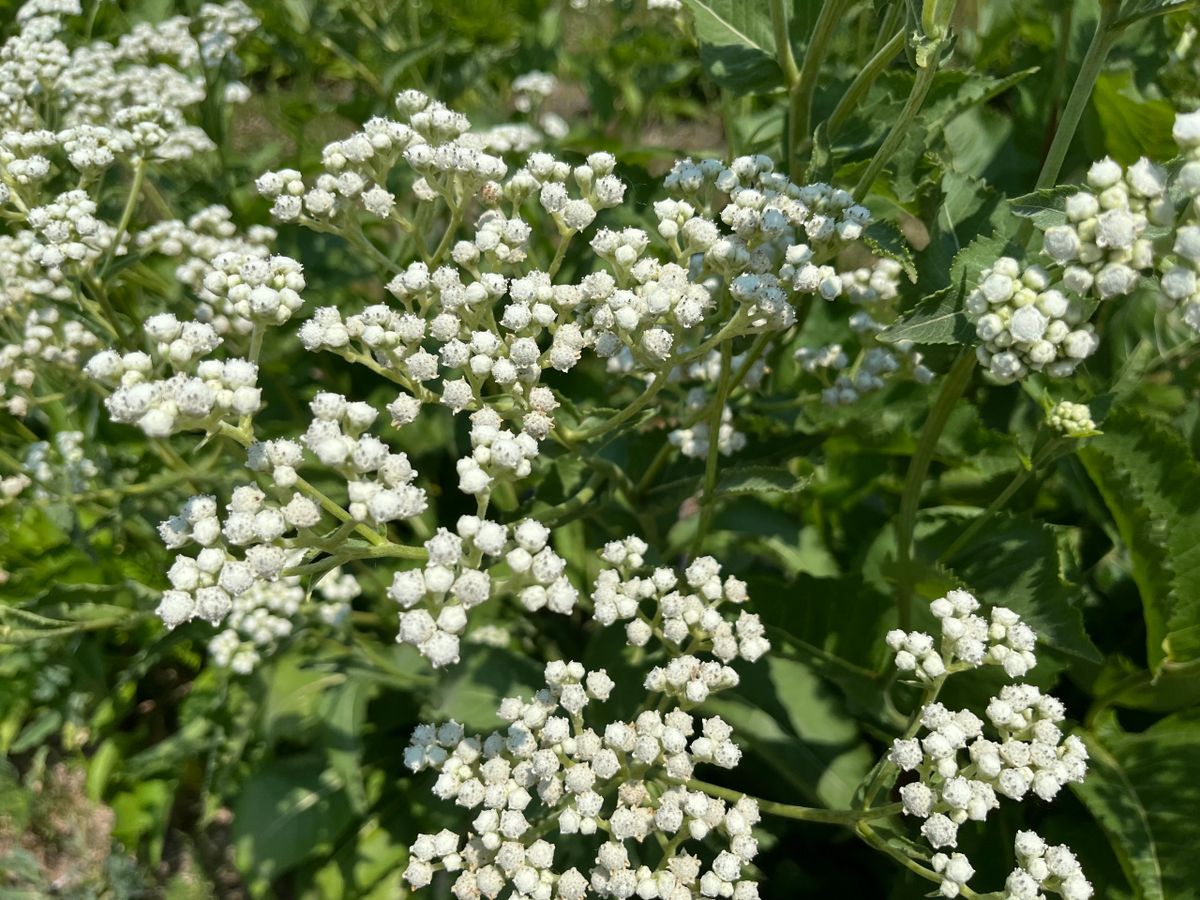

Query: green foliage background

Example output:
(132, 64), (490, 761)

(1, 0), (1199, 898)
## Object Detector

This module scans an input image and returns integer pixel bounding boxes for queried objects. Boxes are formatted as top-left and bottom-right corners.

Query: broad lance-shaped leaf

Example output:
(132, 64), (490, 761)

(1079, 408), (1200, 671)
(702, 656), (873, 809)
(680, 0), (781, 94)
(1073, 711), (1200, 900)
(1007, 185), (1077, 230)
(928, 513), (1101, 662)
(863, 220), (916, 281)
(877, 283), (973, 345)
(880, 233), (1016, 346)
(232, 754), (355, 894)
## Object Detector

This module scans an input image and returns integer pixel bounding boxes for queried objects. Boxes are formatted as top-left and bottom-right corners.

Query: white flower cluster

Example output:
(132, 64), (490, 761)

(138, 205), (285, 337)
(389, 516), (577, 668)
(85, 322), (262, 438)
(1157, 111), (1200, 331)
(1046, 400), (1096, 437)
(966, 258), (1097, 383)
(295, 391), (428, 525)
(591, 537), (770, 699)
(886, 589), (1037, 681)
(891, 686), (1088, 849)
(0, 0), (253, 170)
(668, 397), (746, 459)
(17, 430), (98, 499)
(0, 472), (31, 506)
(268, 94), (882, 480)
(154, 487), (323, 630)
(0, 306), (100, 416)
(1041, 156), (1171, 301)
(1004, 830), (1094, 900)
(208, 567), (358, 674)
(969, 108), (1200, 381)
(661, 156), (872, 332)
(23, 190), (123, 277)
(794, 259), (935, 406)
(402, 660), (759, 899)
(883, 592), (1088, 894)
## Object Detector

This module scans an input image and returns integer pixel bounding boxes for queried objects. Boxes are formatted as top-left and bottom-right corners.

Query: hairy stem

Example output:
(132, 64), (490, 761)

(894, 350), (975, 630)
(1035, 3), (1118, 190)
(853, 41), (945, 202)
(691, 338), (733, 557)
(789, 0), (853, 178)
(689, 778), (902, 824)
(827, 28), (905, 139)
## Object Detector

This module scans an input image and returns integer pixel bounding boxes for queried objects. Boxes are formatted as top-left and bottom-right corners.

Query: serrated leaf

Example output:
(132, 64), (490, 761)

(715, 466), (811, 496)
(681, 0), (781, 93)
(1008, 185), (1077, 230)
(1093, 70), (1178, 165)
(882, 233), (1016, 346)
(1078, 408), (1200, 671)
(937, 514), (1101, 662)
(863, 221), (917, 281)
(878, 284), (973, 345)
(1073, 711), (1200, 900)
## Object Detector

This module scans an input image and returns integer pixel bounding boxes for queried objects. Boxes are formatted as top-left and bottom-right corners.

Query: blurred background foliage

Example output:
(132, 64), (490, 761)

(1, 0), (1198, 897)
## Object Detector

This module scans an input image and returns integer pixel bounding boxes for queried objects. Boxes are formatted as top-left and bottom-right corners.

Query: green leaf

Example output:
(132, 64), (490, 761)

(425, 645), (543, 731)
(1078, 408), (1200, 670)
(878, 284), (973, 345)
(703, 656), (873, 808)
(715, 465), (811, 496)
(863, 221), (917, 281)
(936, 514), (1101, 662)
(1092, 70), (1178, 166)
(681, 0), (781, 93)
(883, 231), (1024, 345)
(1073, 711), (1200, 900)
(232, 754), (354, 895)
(319, 678), (373, 815)
(1008, 185), (1077, 230)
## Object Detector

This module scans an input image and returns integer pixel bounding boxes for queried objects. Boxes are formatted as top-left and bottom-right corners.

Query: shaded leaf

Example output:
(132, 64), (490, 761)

(681, 0), (781, 93)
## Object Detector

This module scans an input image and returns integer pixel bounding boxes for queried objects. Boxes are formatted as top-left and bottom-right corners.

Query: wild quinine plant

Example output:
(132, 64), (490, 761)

(1, 0), (1199, 897)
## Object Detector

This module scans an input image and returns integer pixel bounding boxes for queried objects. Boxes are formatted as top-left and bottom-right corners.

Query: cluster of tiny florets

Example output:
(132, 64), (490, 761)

(886, 589), (1037, 681)
(884, 593), (1088, 895)
(969, 108), (1200, 382)
(1004, 830), (1094, 900)
(389, 515), (576, 668)
(592, 537), (769, 668)
(1047, 400), (1097, 437)
(402, 661), (759, 899)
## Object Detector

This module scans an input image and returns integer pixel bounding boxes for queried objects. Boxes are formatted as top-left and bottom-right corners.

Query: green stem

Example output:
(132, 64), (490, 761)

(561, 309), (749, 444)
(1035, 3), (1118, 190)
(691, 337), (734, 557)
(688, 778), (901, 824)
(856, 823), (987, 898)
(635, 441), (675, 496)
(217, 422), (389, 548)
(894, 350), (975, 630)
(429, 207), (463, 267)
(790, 0), (853, 178)
(936, 435), (1065, 567)
(548, 231), (575, 278)
(538, 470), (606, 526)
(1111, 0), (1199, 31)
(827, 28), (905, 139)
(860, 675), (946, 809)
(853, 50), (942, 201)
(101, 157), (146, 276)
